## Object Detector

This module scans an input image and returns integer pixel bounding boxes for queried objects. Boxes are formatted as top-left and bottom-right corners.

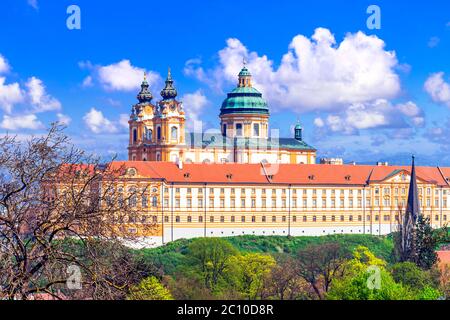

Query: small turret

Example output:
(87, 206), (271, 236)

(294, 123), (303, 141)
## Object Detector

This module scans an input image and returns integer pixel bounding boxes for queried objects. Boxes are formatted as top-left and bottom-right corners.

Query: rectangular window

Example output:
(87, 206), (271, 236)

(198, 198), (203, 208)
(210, 216), (214, 223)
(199, 216), (203, 223)
(175, 199), (180, 208)
(231, 199), (236, 208)
(262, 216), (266, 222)
(209, 199), (214, 207)
(253, 123), (260, 136)
(241, 199), (246, 207)
(252, 199), (256, 208)
(221, 216), (225, 223)
(231, 216), (235, 222)
(236, 123), (243, 136)
(220, 199), (225, 208)
(187, 216), (192, 223)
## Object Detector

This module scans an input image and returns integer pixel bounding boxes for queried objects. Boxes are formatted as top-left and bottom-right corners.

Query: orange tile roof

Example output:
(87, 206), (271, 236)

(109, 162), (450, 186)
(437, 251), (450, 266)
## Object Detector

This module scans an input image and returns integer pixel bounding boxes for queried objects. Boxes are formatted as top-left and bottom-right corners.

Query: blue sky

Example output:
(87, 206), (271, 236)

(0, 0), (449, 165)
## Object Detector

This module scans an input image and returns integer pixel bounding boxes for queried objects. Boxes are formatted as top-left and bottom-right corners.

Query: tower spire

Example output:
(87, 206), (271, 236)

(161, 67), (178, 100)
(136, 71), (153, 104)
(400, 155), (421, 262)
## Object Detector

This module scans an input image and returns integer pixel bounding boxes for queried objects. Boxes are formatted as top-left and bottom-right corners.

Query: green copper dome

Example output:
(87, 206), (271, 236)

(220, 67), (269, 116)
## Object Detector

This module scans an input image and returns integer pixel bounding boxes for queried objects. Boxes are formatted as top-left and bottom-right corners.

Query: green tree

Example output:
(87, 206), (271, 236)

(127, 277), (173, 300)
(228, 253), (276, 300)
(187, 238), (238, 291)
(327, 246), (416, 300)
(391, 262), (434, 291)
(327, 267), (415, 300)
(414, 216), (438, 270)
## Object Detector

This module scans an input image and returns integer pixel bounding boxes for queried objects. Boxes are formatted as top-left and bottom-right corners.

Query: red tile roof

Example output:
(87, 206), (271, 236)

(437, 251), (450, 266)
(109, 162), (450, 186)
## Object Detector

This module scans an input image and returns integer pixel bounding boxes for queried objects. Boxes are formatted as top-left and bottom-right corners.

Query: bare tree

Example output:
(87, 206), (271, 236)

(0, 124), (155, 300)
(294, 243), (349, 300)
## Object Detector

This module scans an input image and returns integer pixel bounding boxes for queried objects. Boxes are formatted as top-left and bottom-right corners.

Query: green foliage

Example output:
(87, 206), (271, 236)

(327, 267), (415, 300)
(227, 253), (276, 300)
(416, 286), (442, 300)
(391, 262), (434, 291)
(127, 277), (173, 300)
(327, 247), (415, 300)
(187, 238), (238, 291)
(414, 216), (438, 270)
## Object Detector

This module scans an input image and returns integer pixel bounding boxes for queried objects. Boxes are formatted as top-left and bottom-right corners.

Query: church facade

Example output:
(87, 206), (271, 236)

(127, 66), (317, 165)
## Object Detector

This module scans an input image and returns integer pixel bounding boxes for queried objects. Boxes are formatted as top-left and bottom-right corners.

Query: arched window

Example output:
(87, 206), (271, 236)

(152, 196), (158, 207)
(146, 128), (152, 141)
(132, 128), (137, 143)
(157, 126), (161, 140)
(171, 126), (178, 140)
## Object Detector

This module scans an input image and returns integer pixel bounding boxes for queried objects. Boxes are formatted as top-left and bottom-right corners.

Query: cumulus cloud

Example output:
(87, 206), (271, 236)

(80, 60), (162, 92)
(181, 90), (210, 129)
(0, 54), (10, 74)
(26, 77), (62, 113)
(424, 72), (450, 107)
(119, 114), (130, 129)
(186, 28), (401, 113)
(0, 77), (24, 113)
(83, 108), (118, 134)
(56, 113), (71, 126)
(1, 114), (44, 131)
(313, 99), (424, 135)
(82, 76), (93, 88)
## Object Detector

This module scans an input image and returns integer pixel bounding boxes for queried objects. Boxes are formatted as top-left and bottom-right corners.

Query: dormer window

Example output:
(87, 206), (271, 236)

(308, 175), (315, 181)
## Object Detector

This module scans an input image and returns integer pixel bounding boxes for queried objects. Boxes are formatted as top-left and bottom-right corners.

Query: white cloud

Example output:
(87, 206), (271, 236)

(82, 75), (93, 88)
(56, 113), (71, 126)
(0, 55), (10, 74)
(1, 114), (43, 130)
(0, 77), (24, 113)
(96, 60), (161, 92)
(26, 77), (62, 113)
(119, 114), (129, 129)
(181, 90), (209, 128)
(424, 72), (450, 107)
(83, 108), (118, 134)
(187, 28), (401, 113)
(314, 99), (424, 135)
(27, 0), (38, 10)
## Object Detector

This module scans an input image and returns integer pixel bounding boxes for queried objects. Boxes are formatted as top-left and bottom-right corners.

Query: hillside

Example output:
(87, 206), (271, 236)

(136, 234), (395, 275)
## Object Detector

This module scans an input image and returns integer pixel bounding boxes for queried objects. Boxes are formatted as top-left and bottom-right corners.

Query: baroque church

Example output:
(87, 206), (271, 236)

(127, 66), (317, 165)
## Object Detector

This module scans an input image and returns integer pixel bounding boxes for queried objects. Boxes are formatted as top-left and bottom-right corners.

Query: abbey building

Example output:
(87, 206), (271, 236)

(128, 66), (316, 165)
(92, 65), (450, 248)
